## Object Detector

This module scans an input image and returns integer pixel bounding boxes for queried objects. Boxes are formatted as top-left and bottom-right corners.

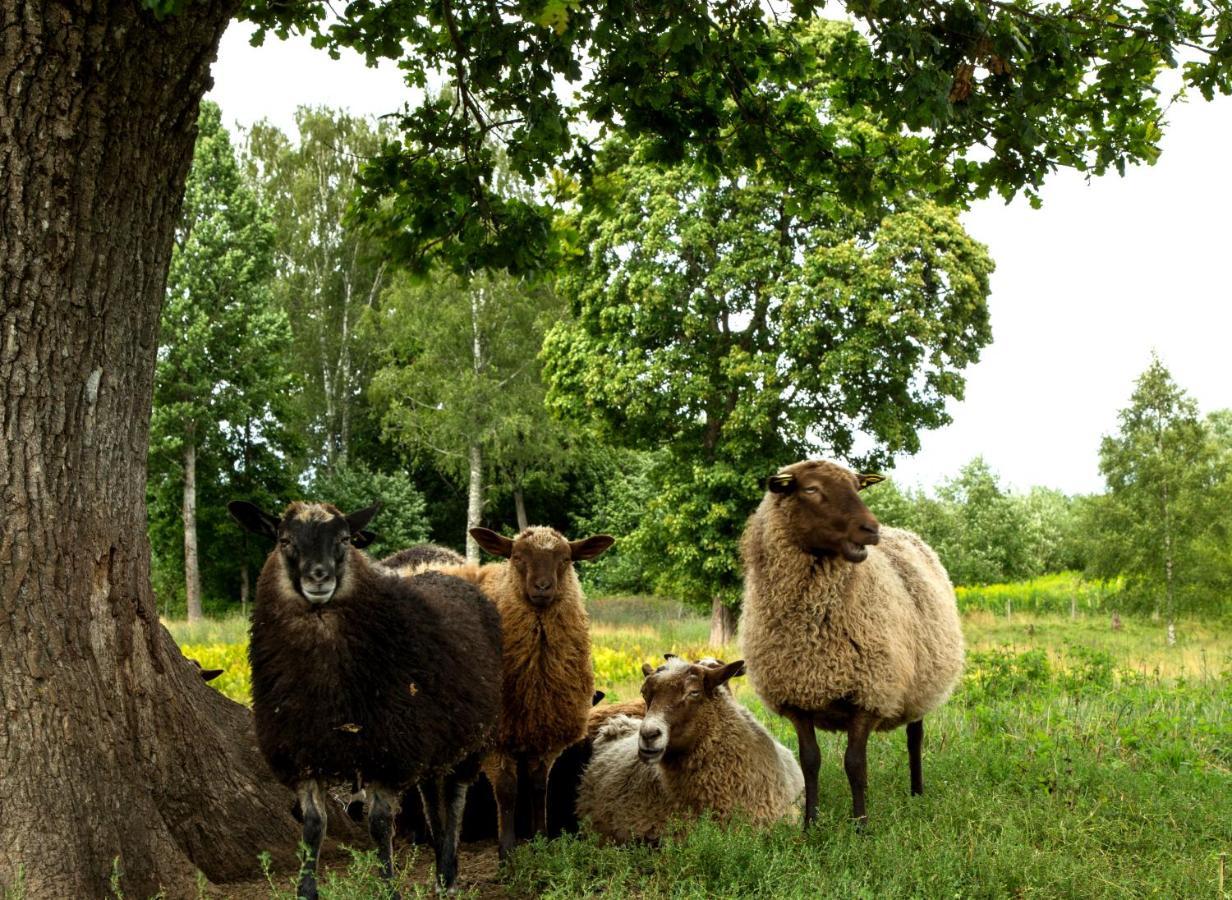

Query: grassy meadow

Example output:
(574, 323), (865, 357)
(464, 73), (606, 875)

(168, 586), (1232, 899)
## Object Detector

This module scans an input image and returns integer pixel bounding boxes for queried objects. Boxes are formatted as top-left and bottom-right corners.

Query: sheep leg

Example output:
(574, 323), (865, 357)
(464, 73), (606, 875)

(435, 774), (470, 891)
(907, 719), (924, 796)
(368, 784), (401, 899)
(421, 775), (468, 892)
(526, 753), (559, 838)
(785, 709), (821, 828)
(295, 780), (327, 900)
(487, 754), (520, 861)
(844, 712), (874, 827)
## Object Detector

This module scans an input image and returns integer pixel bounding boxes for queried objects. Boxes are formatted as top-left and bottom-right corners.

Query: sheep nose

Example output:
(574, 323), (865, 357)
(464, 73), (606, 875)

(859, 523), (880, 543)
(533, 579), (553, 592)
(640, 725), (662, 743)
(308, 564), (330, 582)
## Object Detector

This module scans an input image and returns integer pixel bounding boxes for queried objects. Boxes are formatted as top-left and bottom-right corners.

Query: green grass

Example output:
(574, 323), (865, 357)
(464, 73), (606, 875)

(167, 594), (1232, 898)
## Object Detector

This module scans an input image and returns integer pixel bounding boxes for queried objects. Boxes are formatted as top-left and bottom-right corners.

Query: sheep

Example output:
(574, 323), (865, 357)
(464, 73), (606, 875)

(381, 543), (465, 576)
(738, 459), (965, 828)
(428, 524), (614, 859)
(575, 657), (803, 843)
(227, 500), (502, 898)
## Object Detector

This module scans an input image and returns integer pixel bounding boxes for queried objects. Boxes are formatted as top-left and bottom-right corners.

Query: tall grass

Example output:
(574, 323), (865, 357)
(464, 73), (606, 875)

(955, 571), (1122, 615)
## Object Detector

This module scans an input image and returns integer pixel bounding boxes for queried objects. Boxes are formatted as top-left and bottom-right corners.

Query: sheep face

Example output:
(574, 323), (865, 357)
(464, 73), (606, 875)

(636, 658), (746, 763)
(766, 460), (882, 563)
(470, 526), (614, 609)
(228, 500), (381, 605)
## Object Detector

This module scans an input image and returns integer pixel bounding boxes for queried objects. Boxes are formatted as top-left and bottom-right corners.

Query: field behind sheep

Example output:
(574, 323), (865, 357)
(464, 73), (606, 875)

(169, 594), (1232, 899)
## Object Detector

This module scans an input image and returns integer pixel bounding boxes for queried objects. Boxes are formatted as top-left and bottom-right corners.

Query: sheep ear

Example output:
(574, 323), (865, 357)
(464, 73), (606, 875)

(641, 662), (655, 678)
(351, 529), (377, 549)
(592, 690), (606, 706)
(199, 668), (224, 682)
(470, 527), (514, 558)
(345, 501), (382, 535)
(228, 501), (279, 540)
(569, 534), (615, 561)
(857, 473), (885, 491)
(702, 659), (746, 695)
(766, 473), (796, 494)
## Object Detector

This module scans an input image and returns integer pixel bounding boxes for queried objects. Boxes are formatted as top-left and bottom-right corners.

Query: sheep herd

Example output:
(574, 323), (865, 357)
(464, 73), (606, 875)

(227, 458), (964, 897)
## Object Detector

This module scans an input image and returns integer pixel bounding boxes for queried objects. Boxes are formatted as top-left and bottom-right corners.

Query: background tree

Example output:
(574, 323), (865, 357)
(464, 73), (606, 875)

(149, 101), (289, 621)
(368, 270), (573, 560)
(7, 0), (1232, 894)
(243, 107), (392, 473)
(1086, 357), (1224, 632)
(544, 27), (995, 637)
(308, 462), (431, 558)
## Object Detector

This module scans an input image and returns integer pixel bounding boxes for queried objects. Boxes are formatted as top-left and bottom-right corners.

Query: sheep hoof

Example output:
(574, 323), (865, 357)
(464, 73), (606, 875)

(852, 815), (869, 834)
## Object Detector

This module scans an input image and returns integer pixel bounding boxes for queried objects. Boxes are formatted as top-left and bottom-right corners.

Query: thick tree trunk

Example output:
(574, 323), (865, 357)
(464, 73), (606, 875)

(514, 484), (529, 532)
(709, 597), (736, 647)
(466, 444), (483, 562)
(183, 440), (203, 622)
(0, 4), (333, 897)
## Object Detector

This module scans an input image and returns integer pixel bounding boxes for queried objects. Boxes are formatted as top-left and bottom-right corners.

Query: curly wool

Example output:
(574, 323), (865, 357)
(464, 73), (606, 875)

(434, 527), (594, 758)
(739, 495), (964, 731)
(380, 543), (464, 577)
(576, 679), (803, 842)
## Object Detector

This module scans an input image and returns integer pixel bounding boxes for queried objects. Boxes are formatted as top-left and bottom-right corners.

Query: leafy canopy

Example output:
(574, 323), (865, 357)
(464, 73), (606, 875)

(171, 0), (1232, 273)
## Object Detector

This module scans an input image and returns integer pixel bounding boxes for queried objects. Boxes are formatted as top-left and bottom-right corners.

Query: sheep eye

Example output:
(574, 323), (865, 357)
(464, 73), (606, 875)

(688, 689), (702, 699)
(803, 486), (819, 495)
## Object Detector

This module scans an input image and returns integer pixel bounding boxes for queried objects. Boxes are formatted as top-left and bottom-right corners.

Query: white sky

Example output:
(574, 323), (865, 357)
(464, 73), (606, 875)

(209, 20), (1232, 498)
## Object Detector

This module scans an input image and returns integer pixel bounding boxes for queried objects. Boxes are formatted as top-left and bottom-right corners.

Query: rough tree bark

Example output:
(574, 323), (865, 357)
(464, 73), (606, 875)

(183, 440), (203, 622)
(0, 3), (346, 897)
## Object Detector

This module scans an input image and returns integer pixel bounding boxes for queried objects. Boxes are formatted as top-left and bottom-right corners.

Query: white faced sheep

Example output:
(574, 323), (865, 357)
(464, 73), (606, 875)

(428, 525), (614, 859)
(738, 459), (965, 827)
(228, 501), (502, 899)
(575, 657), (804, 843)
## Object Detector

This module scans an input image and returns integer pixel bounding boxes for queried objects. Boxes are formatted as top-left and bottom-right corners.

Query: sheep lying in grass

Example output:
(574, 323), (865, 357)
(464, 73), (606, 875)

(576, 657), (803, 843)
(228, 500), (502, 898)
(429, 525), (614, 859)
(739, 459), (964, 827)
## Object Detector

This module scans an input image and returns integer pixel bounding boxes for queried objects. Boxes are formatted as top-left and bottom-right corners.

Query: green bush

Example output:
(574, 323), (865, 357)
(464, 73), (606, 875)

(309, 462), (430, 558)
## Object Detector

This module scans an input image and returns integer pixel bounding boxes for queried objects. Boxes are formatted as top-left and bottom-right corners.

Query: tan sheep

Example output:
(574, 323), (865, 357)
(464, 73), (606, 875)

(431, 525), (613, 859)
(576, 657), (803, 843)
(739, 459), (964, 827)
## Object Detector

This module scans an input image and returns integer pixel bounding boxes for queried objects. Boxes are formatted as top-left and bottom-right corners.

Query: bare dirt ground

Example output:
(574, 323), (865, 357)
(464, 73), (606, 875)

(210, 840), (509, 899)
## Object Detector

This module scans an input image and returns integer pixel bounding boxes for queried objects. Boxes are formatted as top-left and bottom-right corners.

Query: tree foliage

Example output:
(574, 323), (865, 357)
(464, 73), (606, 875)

(864, 459), (1084, 586)
(367, 270), (576, 544)
(226, 0), (1232, 273)
(541, 25), (994, 608)
(243, 108), (392, 472)
(1085, 357), (1228, 618)
(148, 101), (294, 615)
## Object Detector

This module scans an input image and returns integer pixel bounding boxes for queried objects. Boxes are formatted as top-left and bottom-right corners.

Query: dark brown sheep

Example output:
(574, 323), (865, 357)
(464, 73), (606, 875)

(229, 500), (502, 898)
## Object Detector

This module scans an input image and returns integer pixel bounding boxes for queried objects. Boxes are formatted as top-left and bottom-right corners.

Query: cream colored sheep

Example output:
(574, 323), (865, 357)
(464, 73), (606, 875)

(576, 658), (803, 843)
(739, 459), (964, 827)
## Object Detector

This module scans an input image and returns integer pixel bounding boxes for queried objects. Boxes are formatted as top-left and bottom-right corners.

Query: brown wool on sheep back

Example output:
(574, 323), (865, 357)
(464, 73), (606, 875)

(738, 459), (964, 826)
